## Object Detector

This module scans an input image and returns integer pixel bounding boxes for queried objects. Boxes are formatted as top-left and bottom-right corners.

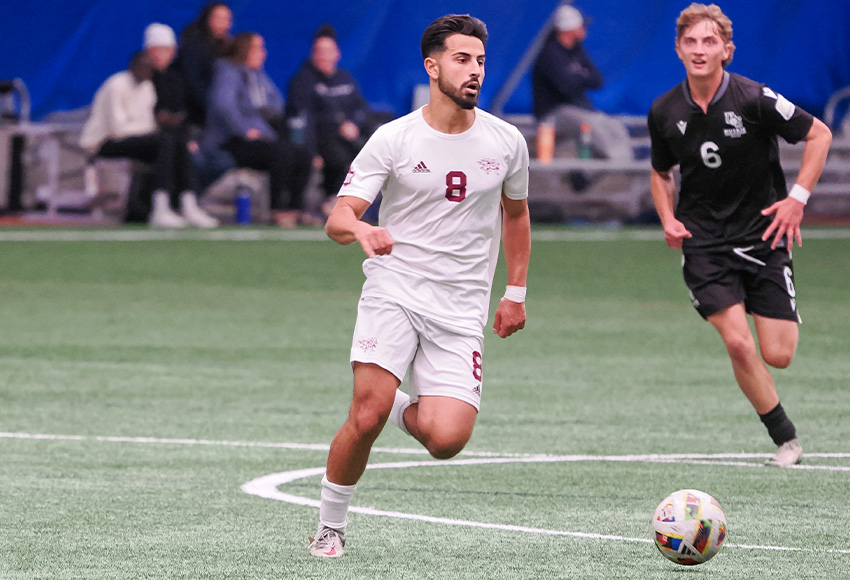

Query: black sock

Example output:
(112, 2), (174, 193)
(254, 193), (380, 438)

(759, 403), (797, 446)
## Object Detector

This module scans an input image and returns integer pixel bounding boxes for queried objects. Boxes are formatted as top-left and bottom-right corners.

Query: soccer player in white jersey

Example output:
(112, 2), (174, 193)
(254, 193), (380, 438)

(308, 14), (531, 557)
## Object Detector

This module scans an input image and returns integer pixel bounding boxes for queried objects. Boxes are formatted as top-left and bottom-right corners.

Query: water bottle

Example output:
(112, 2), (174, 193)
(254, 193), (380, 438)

(287, 114), (307, 146)
(578, 122), (593, 159)
(235, 188), (251, 225)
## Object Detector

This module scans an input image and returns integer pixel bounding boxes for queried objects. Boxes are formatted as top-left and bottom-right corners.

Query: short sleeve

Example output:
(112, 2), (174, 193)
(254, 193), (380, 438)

(502, 127), (530, 200)
(757, 85), (814, 145)
(648, 107), (677, 172)
(337, 125), (392, 202)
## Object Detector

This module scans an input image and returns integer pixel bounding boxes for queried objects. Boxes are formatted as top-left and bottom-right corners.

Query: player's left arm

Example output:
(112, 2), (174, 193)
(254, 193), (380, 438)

(493, 194), (530, 339)
(762, 117), (832, 249)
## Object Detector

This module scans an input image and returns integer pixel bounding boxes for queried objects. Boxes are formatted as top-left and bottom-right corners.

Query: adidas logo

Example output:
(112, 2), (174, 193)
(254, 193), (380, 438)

(412, 161), (430, 174)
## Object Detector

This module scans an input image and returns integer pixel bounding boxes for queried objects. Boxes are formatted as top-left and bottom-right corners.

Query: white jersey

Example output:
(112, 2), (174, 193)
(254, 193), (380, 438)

(340, 107), (529, 333)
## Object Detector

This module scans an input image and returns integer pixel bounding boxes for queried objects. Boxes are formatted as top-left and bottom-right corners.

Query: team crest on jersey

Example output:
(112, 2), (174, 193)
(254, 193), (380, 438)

(358, 337), (378, 352)
(477, 158), (501, 175)
(723, 111), (746, 138)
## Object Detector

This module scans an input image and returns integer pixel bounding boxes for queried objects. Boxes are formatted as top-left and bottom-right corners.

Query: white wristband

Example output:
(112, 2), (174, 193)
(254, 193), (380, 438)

(788, 184), (811, 205)
(502, 285), (527, 303)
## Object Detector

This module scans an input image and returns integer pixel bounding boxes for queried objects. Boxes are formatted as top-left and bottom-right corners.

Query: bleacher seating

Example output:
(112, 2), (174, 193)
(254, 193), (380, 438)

(510, 107), (850, 225)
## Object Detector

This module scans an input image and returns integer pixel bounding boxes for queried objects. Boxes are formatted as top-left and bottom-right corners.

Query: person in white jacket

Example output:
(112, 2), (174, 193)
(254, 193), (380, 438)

(80, 24), (217, 228)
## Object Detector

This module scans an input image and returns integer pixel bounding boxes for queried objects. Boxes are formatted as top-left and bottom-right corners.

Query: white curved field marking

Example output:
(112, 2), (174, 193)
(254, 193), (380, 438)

(4, 431), (850, 552)
(242, 454), (850, 555)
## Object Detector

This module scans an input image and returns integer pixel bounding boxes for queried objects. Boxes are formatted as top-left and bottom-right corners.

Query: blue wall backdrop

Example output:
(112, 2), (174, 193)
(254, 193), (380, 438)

(1, 1), (849, 121)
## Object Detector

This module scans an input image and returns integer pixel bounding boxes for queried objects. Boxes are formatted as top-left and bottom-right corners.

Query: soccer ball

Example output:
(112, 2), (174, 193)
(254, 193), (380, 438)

(652, 489), (727, 565)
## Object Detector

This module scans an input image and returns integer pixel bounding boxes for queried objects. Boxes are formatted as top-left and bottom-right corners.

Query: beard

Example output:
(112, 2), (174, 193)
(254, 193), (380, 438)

(438, 76), (480, 110)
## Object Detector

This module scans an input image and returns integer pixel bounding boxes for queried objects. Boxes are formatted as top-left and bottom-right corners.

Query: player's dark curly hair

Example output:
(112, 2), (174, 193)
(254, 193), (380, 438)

(420, 14), (488, 59)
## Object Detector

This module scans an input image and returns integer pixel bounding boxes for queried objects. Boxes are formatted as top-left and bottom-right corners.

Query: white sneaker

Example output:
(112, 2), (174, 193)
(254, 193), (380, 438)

(148, 191), (187, 229)
(765, 438), (803, 467)
(308, 526), (345, 558)
(180, 191), (219, 229)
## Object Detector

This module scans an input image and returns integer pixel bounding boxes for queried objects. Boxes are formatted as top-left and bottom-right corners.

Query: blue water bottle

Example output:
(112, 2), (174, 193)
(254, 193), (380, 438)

(235, 188), (251, 225)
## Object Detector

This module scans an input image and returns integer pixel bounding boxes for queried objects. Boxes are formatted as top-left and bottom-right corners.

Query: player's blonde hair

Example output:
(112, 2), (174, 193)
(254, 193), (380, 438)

(676, 3), (736, 67)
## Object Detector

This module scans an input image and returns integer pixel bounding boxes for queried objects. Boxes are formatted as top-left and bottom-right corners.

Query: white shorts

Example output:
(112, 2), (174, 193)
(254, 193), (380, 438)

(350, 296), (484, 410)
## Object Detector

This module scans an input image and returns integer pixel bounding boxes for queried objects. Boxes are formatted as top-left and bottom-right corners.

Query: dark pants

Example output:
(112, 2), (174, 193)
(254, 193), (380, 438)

(97, 126), (199, 206)
(316, 125), (363, 198)
(223, 137), (312, 212)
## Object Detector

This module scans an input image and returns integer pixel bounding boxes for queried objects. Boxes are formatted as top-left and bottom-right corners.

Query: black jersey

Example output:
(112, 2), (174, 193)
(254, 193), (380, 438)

(648, 72), (813, 252)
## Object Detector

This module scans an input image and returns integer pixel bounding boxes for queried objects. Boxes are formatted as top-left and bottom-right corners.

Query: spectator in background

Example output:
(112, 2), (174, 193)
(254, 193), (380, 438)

(532, 4), (632, 164)
(79, 32), (212, 229)
(145, 23), (218, 228)
(176, 2), (233, 127)
(287, 24), (375, 217)
(204, 32), (313, 227)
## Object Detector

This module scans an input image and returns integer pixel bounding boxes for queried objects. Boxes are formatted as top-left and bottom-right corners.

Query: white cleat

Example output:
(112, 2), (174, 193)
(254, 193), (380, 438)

(308, 526), (345, 558)
(765, 437), (803, 467)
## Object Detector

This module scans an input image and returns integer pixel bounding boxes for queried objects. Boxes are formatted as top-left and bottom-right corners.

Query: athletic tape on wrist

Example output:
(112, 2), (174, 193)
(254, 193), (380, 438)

(788, 183), (811, 205)
(502, 285), (527, 303)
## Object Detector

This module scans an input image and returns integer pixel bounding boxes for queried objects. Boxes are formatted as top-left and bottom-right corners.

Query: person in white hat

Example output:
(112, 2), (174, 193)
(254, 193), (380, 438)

(144, 23), (219, 228)
(80, 24), (218, 228)
(532, 4), (633, 177)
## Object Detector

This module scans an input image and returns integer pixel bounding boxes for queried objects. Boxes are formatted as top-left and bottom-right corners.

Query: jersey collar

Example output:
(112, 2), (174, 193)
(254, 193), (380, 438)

(681, 70), (731, 110)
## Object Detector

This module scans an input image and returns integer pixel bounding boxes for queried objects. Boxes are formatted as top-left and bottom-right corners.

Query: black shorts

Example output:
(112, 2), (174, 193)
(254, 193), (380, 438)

(682, 246), (801, 322)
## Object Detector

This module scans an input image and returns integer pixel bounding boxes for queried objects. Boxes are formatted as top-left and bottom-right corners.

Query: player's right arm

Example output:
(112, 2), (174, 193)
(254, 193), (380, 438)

(325, 196), (393, 257)
(650, 167), (692, 250)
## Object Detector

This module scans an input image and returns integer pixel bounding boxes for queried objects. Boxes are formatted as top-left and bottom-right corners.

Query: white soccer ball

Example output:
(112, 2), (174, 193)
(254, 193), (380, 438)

(652, 489), (728, 565)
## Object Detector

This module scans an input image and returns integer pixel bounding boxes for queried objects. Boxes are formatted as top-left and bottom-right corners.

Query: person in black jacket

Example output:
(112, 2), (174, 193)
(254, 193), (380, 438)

(287, 24), (375, 215)
(531, 5), (631, 162)
(175, 2), (233, 128)
(146, 23), (218, 228)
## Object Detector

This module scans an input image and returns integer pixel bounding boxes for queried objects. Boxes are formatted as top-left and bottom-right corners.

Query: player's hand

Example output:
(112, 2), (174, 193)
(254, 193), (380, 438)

(761, 198), (804, 249)
(492, 298), (526, 338)
(355, 225), (393, 257)
(662, 219), (692, 250)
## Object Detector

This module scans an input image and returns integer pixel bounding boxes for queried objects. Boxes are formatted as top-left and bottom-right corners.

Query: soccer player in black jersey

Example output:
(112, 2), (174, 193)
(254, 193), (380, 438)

(648, 4), (832, 467)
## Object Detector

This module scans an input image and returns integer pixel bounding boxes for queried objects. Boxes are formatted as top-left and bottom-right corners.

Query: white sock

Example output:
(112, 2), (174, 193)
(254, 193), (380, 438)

(389, 389), (413, 436)
(319, 474), (356, 533)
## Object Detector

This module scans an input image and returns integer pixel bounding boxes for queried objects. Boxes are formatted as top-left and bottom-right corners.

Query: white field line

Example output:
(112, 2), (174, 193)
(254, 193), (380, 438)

(3, 431), (850, 464)
(3, 432), (850, 464)
(1, 228), (849, 243)
(5, 431), (849, 554)
(242, 458), (850, 556)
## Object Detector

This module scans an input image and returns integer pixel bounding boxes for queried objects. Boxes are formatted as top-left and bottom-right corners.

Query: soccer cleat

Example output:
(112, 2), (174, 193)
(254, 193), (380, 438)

(308, 526), (345, 558)
(765, 437), (803, 467)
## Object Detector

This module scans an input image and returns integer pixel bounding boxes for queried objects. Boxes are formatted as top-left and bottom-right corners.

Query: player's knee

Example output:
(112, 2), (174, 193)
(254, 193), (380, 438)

(723, 333), (758, 364)
(349, 406), (389, 440)
(423, 434), (468, 460)
(761, 346), (795, 369)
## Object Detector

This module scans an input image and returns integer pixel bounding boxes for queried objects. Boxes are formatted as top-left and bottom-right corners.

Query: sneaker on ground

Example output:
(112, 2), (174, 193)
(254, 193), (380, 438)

(180, 192), (219, 228)
(148, 196), (188, 229)
(308, 526), (345, 558)
(765, 437), (803, 467)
